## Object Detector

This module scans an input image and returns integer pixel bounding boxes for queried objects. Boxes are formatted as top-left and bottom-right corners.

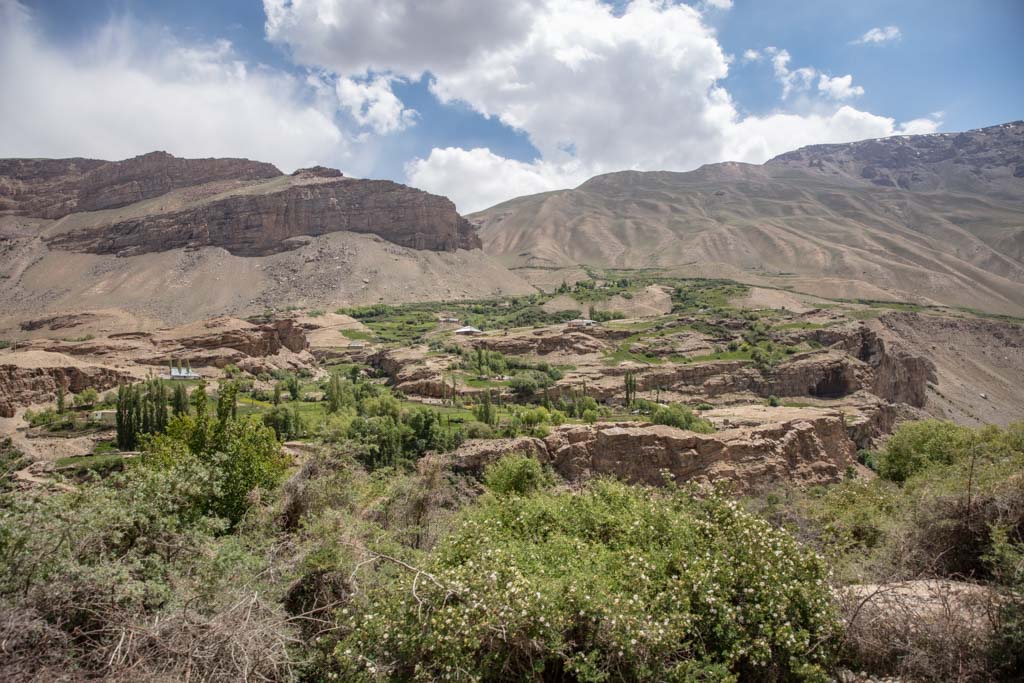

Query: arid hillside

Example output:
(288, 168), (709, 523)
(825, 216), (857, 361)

(473, 121), (1024, 315)
(0, 152), (534, 332)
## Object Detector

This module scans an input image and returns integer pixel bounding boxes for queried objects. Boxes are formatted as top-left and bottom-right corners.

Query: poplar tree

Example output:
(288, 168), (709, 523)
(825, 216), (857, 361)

(172, 382), (189, 416)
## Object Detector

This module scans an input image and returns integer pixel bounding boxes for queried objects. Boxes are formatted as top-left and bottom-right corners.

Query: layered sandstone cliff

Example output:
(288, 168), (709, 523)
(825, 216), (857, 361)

(446, 407), (857, 492)
(0, 151), (280, 219)
(1, 151), (481, 257)
(47, 174), (481, 256)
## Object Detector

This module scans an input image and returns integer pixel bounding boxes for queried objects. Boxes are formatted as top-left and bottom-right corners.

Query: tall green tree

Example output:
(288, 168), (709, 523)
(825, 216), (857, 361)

(624, 371), (638, 407)
(172, 382), (189, 416)
(474, 390), (497, 426)
(285, 375), (300, 401)
(115, 380), (171, 451)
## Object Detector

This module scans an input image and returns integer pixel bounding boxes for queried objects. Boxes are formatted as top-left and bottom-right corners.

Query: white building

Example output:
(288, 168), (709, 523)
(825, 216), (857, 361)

(89, 409), (116, 426)
(454, 325), (483, 335)
(567, 318), (598, 328)
(169, 367), (201, 380)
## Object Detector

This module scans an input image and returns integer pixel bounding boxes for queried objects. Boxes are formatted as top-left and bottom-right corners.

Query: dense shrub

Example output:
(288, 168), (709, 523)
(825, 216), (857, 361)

(876, 419), (973, 482)
(483, 453), (550, 496)
(329, 480), (838, 681)
(263, 404), (305, 440)
(508, 374), (538, 400)
(650, 403), (715, 433)
(72, 387), (98, 408)
(0, 449), (297, 681)
(751, 421), (1024, 681)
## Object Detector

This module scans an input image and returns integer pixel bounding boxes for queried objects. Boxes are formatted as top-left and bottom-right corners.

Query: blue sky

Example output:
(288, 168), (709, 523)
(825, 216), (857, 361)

(4, 0), (1023, 211)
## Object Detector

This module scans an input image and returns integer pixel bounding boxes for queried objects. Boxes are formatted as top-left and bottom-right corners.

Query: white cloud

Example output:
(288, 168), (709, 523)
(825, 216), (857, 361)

(741, 48), (762, 63)
(854, 25), (902, 45)
(264, 0), (542, 77)
(764, 47), (818, 98)
(703, 0), (734, 9)
(0, 0), (346, 171)
(265, 0), (939, 211)
(406, 147), (588, 213)
(899, 116), (942, 135)
(817, 74), (865, 100)
(336, 75), (417, 134)
(724, 106), (942, 163)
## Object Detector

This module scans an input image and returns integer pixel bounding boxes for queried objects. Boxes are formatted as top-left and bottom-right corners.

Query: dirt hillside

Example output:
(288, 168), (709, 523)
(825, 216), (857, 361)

(473, 122), (1024, 316)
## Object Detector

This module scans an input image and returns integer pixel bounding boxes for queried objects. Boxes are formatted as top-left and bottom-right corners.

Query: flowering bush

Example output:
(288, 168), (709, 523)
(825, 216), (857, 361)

(330, 480), (837, 681)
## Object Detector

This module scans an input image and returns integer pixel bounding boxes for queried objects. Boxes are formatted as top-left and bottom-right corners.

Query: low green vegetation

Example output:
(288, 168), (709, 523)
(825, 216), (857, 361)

(750, 419), (1024, 681)
(2, 381), (1020, 681)
(647, 402), (715, 433)
(329, 479), (837, 681)
(4, 274), (1022, 681)
(340, 328), (372, 341)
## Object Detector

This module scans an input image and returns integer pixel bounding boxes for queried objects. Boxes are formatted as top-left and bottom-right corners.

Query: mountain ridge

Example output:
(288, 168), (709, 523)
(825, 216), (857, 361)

(472, 121), (1024, 315)
(0, 152), (526, 332)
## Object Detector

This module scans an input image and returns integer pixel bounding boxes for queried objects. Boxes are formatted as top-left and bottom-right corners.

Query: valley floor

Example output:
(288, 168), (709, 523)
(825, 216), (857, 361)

(1, 272), (1022, 681)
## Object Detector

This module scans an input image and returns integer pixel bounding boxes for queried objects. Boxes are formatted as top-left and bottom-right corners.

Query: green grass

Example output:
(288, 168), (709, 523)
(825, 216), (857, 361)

(341, 329), (373, 341)
(603, 345), (664, 366)
(56, 452), (125, 472)
(462, 376), (508, 388)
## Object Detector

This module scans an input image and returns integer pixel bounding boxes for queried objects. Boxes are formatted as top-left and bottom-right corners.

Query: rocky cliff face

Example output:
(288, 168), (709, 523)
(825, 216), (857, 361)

(46, 174), (480, 256)
(1, 151), (482, 257)
(446, 407), (856, 492)
(0, 151), (280, 218)
(0, 352), (133, 417)
(768, 121), (1024, 198)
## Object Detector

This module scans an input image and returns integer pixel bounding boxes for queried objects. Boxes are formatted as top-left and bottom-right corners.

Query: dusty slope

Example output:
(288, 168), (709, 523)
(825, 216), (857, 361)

(473, 122), (1024, 315)
(872, 312), (1024, 426)
(0, 228), (534, 335)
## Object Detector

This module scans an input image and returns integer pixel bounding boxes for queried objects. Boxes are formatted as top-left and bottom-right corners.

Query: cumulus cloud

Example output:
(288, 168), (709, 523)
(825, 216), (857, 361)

(741, 48), (762, 63)
(899, 115), (943, 135)
(763, 47), (817, 98)
(0, 0), (345, 171)
(264, 0), (938, 211)
(854, 25), (902, 45)
(406, 147), (588, 213)
(724, 106), (942, 163)
(336, 76), (417, 134)
(817, 74), (865, 100)
(264, 0), (542, 77)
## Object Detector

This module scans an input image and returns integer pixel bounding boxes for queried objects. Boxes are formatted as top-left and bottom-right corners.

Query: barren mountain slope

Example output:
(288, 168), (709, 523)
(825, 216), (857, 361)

(0, 152), (532, 333)
(473, 122), (1024, 315)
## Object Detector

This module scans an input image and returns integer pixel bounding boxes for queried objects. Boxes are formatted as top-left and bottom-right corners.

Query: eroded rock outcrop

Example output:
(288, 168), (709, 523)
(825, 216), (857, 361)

(141, 317), (309, 368)
(795, 321), (936, 407)
(0, 351), (133, 417)
(0, 151), (280, 219)
(470, 329), (610, 356)
(47, 174), (480, 256)
(447, 407), (856, 492)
